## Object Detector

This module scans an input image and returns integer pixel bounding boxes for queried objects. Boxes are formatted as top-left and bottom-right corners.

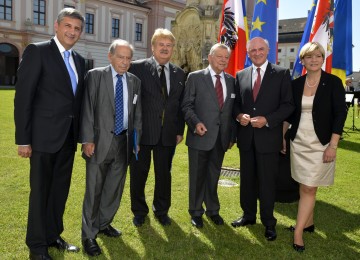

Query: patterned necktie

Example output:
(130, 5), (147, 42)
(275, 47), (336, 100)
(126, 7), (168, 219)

(64, 50), (77, 95)
(114, 74), (124, 135)
(253, 67), (261, 101)
(215, 74), (224, 108)
(160, 65), (168, 99)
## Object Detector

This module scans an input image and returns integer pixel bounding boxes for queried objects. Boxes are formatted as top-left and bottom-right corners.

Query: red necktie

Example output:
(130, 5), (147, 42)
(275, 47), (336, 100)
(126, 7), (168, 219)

(253, 68), (261, 101)
(215, 74), (224, 108)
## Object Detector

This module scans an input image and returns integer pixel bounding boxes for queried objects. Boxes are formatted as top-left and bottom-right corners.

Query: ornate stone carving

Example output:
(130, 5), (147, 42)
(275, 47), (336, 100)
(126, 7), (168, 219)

(172, 1), (221, 74)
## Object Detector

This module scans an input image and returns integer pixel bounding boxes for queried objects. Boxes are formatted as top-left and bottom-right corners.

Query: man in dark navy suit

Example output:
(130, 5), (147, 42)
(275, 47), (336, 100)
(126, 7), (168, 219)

(231, 37), (294, 241)
(14, 8), (85, 260)
(129, 28), (185, 227)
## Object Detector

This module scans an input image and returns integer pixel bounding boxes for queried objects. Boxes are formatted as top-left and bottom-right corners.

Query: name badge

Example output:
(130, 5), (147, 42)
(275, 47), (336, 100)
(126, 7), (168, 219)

(133, 94), (138, 104)
(231, 93), (236, 98)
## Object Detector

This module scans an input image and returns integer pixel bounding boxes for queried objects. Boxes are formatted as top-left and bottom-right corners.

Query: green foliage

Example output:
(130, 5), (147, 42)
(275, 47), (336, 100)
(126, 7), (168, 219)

(1, 90), (359, 259)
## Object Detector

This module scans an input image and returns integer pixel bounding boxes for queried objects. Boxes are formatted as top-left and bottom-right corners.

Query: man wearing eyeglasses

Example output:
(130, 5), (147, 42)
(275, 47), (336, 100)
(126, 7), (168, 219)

(231, 37), (294, 241)
(128, 28), (185, 227)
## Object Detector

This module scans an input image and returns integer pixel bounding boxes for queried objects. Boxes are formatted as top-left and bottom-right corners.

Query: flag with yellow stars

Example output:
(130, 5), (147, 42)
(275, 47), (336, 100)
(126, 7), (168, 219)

(246, 0), (278, 66)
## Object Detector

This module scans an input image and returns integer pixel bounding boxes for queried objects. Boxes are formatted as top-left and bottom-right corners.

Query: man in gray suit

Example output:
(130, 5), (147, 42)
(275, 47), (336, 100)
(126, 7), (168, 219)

(80, 39), (141, 256)
(182, 43), (236, 228)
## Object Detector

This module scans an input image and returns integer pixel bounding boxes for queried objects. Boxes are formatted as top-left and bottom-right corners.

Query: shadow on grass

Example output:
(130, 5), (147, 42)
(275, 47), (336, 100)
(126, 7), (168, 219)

(338, 138), (360, 153)
(276, 200), (360, 257)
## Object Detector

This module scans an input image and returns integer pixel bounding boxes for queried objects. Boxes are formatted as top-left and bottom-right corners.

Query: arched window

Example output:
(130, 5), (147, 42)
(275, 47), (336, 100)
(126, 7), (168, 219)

(0, 43), (19, 85)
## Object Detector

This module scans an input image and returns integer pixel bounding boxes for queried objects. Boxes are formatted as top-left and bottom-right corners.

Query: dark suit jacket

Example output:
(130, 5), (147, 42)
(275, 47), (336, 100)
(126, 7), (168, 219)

(129, 57), (185, 146)
(182, 68), (236, 151)
(14, 38), (85, 153)
(80, 66), (142, 164)
(233, 63), (294, 153)
(288, 71), (347, 145)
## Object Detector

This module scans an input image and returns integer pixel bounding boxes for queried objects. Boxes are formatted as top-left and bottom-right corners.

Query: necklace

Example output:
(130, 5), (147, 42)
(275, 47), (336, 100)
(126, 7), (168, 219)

(305, 77), (319, 88)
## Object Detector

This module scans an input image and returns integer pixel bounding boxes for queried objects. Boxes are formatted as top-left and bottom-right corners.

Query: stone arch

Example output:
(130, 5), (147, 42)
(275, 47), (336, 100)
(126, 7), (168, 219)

(0, 42), (19, 85)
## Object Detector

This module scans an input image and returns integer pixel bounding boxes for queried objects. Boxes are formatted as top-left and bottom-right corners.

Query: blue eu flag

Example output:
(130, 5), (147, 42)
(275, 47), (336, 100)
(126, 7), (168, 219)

(246, 0), (278, 67)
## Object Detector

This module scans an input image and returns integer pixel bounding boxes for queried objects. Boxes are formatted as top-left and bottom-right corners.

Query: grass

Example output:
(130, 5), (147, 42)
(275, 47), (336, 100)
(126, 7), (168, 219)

(0, 89), (359, 259)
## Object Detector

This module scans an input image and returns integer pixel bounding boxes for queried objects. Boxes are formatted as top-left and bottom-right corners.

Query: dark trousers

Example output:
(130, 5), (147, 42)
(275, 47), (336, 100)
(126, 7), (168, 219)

(26, 130), (75, 254)
(239, 145), (278, 227)
(82, 134), (127, 240)
(188, 135), (225, 217)
(130, 143), (175, 216)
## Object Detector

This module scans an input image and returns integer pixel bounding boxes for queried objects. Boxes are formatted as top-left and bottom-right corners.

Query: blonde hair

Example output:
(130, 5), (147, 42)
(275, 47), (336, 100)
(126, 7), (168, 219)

(151, 28), (175, 46)
(299, 42), (325, 59)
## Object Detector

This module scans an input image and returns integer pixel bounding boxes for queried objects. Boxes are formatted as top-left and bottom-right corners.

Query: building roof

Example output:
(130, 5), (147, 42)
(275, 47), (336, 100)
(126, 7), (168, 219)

(278, 17), (307, 43)
(279, 18), (307, 34)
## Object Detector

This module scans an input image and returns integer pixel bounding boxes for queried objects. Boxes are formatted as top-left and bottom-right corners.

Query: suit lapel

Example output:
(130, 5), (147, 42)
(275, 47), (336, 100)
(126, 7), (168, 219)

(204, 68), (220, 106)
(104, 66), (115, 110)
(126, 72), (134, 116)
(148, 58), (162, 89)
(313, 70), (327, 110)
(257, 63), (275, 101)
(243, 67), (254, 103)
(223, 73), (233, 105)
(49, 39), (75, 95)
(72, 51), (82, 96)
(168, 63), (177, 96)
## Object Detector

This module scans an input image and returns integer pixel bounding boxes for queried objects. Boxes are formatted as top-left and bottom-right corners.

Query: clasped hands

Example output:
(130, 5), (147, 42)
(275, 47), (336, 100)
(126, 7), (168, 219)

(237, 113), (267, 128)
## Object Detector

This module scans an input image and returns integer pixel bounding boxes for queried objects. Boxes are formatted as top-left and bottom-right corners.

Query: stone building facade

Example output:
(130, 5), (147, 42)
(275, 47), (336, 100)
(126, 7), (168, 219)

(0, 0), (185, 85)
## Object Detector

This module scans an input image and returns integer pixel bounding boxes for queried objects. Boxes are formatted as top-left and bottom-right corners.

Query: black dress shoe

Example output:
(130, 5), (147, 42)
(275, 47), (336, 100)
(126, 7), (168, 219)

(156, 214), (171, 226)
(29, 252), (52, 260)
(82, 238), (101, 257)
(209, 214), (224, 225)
(231, 216), (256, 227)
(48, 237), (79, 252)
(133, 215), (145, 227)
(99, 225), (122, 237)
(191, 216), (203, 228)
(293, 243), (305, 252)
(287, 224), (315, 233)
(265, 226), (277, 241)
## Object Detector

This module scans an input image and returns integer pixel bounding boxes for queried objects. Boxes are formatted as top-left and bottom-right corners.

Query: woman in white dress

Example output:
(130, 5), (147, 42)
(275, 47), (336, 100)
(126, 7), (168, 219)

(283, 42), (347, 252)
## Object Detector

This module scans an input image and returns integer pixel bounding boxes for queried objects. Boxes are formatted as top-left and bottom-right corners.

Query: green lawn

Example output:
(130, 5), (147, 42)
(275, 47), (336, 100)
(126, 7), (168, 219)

(0, 89), (359, 259)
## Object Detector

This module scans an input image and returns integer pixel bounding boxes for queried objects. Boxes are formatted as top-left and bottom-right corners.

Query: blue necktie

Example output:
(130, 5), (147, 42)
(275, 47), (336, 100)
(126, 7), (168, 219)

(64, 50), (77, 95)
(114, 74), (124, 135)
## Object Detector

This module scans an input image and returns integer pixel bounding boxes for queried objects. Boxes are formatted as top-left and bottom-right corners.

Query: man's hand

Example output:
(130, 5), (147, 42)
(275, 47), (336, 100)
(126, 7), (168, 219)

(18, 145), (32, 158)
(195, 123), (207, 136)
(250, 116), (267, 128)
(176, 135), (183, 145)
(82, 143), (95, 158)
(237, 113), (251, 126)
